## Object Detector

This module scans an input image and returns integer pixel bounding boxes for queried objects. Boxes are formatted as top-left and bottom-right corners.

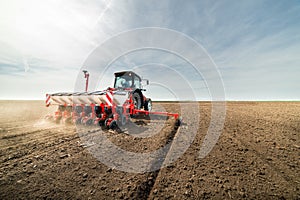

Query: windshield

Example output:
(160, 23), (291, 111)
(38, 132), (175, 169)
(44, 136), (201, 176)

(114, 75), (132, 88)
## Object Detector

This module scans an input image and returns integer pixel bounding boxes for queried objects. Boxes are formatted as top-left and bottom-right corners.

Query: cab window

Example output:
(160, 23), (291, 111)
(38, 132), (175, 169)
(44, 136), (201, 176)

(134, 76), (141, 89)
(115, 76), (132, 88)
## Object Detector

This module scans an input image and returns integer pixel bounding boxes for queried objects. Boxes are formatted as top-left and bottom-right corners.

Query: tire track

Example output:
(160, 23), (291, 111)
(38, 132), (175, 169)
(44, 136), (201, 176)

(133, 124), (181, 199)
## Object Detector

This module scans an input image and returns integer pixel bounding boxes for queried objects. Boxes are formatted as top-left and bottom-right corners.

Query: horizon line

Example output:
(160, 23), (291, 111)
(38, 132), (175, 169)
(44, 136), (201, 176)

(0, 99), (299, 102)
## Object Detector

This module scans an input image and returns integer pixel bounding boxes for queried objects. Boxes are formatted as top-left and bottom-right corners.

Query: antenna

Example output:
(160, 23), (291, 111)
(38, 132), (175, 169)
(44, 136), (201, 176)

(83, 70), (89, 92)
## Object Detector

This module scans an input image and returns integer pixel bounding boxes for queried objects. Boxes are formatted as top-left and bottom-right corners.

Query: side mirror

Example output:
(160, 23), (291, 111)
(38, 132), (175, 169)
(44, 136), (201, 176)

(142, 79), (149, 87)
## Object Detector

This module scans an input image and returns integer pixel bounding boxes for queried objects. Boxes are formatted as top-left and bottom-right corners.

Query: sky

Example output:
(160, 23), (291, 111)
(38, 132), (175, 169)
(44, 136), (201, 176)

(0, 0), (299, 100)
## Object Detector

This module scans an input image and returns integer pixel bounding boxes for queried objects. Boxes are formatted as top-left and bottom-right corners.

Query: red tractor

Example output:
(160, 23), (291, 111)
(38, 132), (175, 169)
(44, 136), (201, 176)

(113, 71), (153, 111)
(46, 71), (181, 129)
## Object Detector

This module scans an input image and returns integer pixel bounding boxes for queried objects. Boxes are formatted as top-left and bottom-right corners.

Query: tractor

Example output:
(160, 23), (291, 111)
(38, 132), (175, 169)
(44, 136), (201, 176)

(45, 70), (181, 129)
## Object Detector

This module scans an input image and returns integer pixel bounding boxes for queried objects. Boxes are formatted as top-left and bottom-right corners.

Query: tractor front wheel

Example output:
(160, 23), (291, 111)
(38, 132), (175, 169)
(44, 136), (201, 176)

(144, 99), (152, 111)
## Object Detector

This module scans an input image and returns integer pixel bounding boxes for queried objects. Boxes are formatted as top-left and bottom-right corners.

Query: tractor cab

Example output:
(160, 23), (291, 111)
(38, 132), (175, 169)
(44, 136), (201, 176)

(114, 71), (143, 89)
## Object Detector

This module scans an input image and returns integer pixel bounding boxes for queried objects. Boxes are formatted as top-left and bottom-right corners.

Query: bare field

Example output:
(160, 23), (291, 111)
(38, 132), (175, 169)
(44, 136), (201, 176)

(0, 101), (299, 199)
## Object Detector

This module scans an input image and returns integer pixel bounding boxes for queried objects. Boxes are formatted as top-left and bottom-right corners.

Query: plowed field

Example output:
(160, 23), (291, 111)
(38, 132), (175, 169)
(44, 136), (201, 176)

(0, 101), (299, 199)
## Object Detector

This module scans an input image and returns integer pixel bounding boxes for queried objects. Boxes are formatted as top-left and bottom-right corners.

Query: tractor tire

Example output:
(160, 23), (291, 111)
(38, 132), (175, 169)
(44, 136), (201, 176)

(132, 92), (142, 109)
(106, 119), (117, 130)
(98, 120), (105, 126)
(109, 120), (117, 130)
(144, 99), (152, 111)
(175, 117), (182, 127)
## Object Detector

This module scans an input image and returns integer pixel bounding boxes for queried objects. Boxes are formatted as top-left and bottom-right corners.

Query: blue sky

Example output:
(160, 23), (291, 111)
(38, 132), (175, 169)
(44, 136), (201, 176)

(0, 0), (299, 100)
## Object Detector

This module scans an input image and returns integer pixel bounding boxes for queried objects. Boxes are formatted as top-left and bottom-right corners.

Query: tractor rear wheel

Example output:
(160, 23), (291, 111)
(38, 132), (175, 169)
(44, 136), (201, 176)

(132, 92), (142, 109)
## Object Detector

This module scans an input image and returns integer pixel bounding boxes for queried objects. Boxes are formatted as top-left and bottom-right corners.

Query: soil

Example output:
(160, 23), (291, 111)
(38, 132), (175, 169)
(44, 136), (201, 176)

(0, 100), (299, 199)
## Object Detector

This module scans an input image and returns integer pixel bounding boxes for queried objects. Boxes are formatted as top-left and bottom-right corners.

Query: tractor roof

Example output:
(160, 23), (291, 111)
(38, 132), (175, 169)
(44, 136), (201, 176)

(114, 71), (141, 80)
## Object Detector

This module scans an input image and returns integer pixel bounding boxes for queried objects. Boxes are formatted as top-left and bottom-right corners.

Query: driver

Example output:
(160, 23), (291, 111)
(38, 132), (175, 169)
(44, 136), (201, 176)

(122, 79), (130, 88)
